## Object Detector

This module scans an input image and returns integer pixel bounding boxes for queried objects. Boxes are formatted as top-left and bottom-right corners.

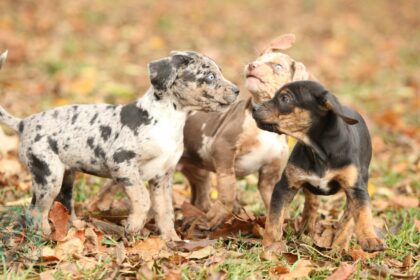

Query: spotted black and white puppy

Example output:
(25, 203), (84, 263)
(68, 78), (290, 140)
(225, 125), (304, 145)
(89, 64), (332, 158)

(0, 51), (239, 240)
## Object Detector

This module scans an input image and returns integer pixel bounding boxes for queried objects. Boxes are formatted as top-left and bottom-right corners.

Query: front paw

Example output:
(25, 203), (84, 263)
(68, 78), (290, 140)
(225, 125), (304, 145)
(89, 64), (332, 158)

(161, 229), (181, 242)
(206, 201), (232, 229)
(358, 237), (386, 252)
(124, 217), (145, 236)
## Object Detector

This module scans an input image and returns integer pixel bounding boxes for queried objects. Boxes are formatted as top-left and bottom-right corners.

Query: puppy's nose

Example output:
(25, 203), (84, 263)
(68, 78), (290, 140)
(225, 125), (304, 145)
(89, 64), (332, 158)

(232, 86), (240, 96)
(251, 103), (260, 114)
(248, 63), (256, 71)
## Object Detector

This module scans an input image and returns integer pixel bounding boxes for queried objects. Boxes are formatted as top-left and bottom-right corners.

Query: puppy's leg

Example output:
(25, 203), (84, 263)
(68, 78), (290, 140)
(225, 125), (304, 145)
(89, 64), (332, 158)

(331, 202), (354, 250)
(55, 169), (76, 221)
(149, 170), (180, 241)
(263, 175), (298, 249)
(123, 179), (151, 236)
(346, 181), (385, 252)
(258, 159), (284, 209)
(206, 167), (237, 229)
(30, 155), (65, 237)
(300, 189), (320, 237)
(181, 163), (212, 212)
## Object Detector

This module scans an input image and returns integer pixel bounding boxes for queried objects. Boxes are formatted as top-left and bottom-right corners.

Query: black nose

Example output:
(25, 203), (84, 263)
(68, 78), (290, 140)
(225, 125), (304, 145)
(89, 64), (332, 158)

(252, 103), (260, 114)
(232, 87), (240, 95)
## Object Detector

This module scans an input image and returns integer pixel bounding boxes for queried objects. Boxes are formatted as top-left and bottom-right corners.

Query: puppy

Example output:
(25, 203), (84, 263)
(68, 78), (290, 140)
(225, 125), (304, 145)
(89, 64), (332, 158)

(252, 81), (385, 252)
(181, 34), (319, 228)
(0, 51), (239, 240)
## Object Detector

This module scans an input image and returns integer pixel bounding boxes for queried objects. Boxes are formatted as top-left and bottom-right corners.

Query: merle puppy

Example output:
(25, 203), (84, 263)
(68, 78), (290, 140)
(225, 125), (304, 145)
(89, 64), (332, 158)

(252, 80), (385, 252)
(0, 51), (239, 241)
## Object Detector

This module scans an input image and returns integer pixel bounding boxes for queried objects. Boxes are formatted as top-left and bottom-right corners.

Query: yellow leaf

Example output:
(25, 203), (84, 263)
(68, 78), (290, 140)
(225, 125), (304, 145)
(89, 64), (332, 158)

(368, 181), (375, 196)
(287, 136), (296, 150)
(211, 188), (218, 199)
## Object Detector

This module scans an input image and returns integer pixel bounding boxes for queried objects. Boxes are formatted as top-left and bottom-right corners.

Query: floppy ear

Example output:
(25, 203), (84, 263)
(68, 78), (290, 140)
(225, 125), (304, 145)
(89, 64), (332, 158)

(261, 33), (296, 54)
(148, 57), (177, 91)
(0, 50), (8, 70)
(291, 61), (309, 81)
(170, 52), (194, 68)
(317, 91), (359, 125)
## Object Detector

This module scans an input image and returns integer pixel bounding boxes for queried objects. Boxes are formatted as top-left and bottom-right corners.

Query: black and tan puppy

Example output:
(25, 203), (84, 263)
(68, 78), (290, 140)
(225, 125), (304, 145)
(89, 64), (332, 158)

(252, 80), (385, 252)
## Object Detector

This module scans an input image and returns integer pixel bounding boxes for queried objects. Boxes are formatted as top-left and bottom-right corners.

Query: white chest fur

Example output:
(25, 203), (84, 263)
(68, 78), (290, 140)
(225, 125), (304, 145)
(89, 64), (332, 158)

(137, 92), (187, 180)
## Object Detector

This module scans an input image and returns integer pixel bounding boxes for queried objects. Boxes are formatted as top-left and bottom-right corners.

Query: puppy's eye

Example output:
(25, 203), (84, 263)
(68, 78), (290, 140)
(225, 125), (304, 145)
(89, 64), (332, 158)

(274, 64), (284, 71)
(206, 73), (215, 81)
(280, 94), (291, 103)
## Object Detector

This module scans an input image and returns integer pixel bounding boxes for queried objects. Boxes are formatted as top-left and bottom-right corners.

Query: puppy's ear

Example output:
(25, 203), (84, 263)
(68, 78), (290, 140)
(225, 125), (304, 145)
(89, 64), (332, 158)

(0, 50), (8, 70)
(261, 33), (296, 54)
(148, 58), (177, 91)
(170, 52), (194, 68)
(291, 61), (309, 81)
(317, 91), (359, 125)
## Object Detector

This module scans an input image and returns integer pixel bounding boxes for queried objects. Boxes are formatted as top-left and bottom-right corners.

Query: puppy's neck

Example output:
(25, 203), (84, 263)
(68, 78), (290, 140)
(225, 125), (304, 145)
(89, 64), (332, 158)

(141, 87), (187, 118)
(306, 112), (351, 164)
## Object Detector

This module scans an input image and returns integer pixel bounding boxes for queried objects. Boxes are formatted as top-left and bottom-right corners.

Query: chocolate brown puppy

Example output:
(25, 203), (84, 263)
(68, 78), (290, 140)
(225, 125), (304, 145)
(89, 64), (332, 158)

(252, 81), (385, 252)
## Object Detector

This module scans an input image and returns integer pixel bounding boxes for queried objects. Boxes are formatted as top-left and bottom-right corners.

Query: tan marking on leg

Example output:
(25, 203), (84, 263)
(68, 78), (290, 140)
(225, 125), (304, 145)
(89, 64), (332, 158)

(332, 203), (354, 250)
(258, 159), (284, 209)
(301, 189), (320, 236)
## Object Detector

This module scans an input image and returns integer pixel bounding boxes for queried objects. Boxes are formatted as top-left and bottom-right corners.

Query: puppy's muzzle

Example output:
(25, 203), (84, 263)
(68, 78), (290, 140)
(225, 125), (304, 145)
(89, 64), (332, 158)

(251, 102), (278, 133)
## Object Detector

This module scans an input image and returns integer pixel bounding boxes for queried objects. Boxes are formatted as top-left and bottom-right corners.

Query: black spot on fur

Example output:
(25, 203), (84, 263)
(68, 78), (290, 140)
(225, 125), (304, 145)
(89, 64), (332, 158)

(63, 144), (69, 150)
(18, 122), (24, 133)
(173, 103), (177, 110)
(53, 111), (59, 119)
(90, 113), (98, 125)
(202, 90), (214, 99)
(48, 137), (59, 154)
(72, 105), (79, 111)
(106, 105), (115, 110)
(120, 103), (152, 134)
(181, 71), (196, 82)
(29, 154), (51, 186)
(100, 125), (112, 141)
(36, 125), (42, 130)
(116, 177), (131, 186)
(71, 113), (78, 125)
(90, 159), (97, 165)
(87, 137), (95, 149)
(113, 150), (136, 163)
(94, 146), (106, 159)
(34, 134), (42, 142)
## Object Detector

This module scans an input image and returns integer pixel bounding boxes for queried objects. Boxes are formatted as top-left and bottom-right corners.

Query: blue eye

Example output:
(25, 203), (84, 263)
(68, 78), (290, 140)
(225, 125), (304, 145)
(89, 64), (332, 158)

(274, 64), (284, 71)
(207, 73), (215, 81)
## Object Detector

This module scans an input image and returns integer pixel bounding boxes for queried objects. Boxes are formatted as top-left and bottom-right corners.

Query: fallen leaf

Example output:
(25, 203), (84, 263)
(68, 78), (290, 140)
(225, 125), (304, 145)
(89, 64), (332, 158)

(115, 242), (126, 265)
(128, 237), (171, 261)
(348, 248), (378, 261)
(313, 226), (334, 249)
(168, 254), (188, 265)
(181, 201), (206, 218)
(282, 253), (298, 265)
(209, 217), (254, 239)
(165, 270), (182, 280)
(278, 259), (314, 280)
(390, 195), (419, 208)
(49, 201), (70, 241)
(269, 264), (289, 276)
(41, 246), (59, 262)
(402, 253), (413, 269)
(55, 237), (84, 259)
(170, 239), (217, 252)
(326, 262), (356, 280)
(415, 220), (420, 233)
(180, 245), (215, 260)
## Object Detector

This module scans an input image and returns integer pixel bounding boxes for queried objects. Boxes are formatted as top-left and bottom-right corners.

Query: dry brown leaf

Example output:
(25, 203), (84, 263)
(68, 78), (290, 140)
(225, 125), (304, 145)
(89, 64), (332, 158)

(348, 248), (378, 261)
(115, 242), (126, 265)
(402, 253), (413, 269)
(49, 201), (70, 241)
(209, 217), (254, 239)
(282, 252), (298, 265)
(165, 270), (182, 280)
(128, 236), (171, 261)
(390, 195), (419, 208)
(55, 237), (84, 259)
(326, 262), (356, 280)
(168, 254), (188, 265)
(415, 220), (420, 233)
(41, 246), (59, 262)
(269, 264), (289, 276)
(181, 201), (206, 218)
(180, 245), (216, 260)
(278, 259), (314, 280)
(313, 226), (334, 249)
(171, 239), (217, 252)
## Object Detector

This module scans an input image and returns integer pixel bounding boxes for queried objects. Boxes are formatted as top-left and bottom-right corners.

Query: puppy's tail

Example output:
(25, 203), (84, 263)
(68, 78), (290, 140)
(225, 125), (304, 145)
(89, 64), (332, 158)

(0, 51), (22, 133)
(0, 106), (22, 132)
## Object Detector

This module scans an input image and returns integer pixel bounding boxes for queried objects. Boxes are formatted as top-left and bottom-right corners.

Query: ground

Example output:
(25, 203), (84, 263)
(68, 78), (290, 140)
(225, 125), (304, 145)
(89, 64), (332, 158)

(0, 0), (419, 279)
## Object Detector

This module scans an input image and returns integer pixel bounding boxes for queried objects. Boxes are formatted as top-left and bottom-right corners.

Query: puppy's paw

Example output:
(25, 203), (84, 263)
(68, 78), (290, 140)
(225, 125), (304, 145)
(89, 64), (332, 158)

(161, 229), (181, 242)
(125, 218), (144, 236)
(206, 201), (232, 229)
(359, 237), (386, 252)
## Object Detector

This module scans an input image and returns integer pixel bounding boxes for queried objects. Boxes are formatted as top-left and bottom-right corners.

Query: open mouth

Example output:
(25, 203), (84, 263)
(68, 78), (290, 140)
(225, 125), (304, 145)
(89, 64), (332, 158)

(256, 122), (278, 133)
(246, 74), (264, 83)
